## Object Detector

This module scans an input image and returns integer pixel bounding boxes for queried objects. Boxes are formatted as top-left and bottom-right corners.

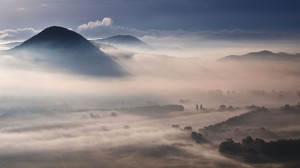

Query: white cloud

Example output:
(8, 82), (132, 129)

(77, 17), (300, 41)
(0, 33), (10, 39)
(77, 17), (113, 31)
(0, 27), (40, 41)
(77, 18), (145, 38)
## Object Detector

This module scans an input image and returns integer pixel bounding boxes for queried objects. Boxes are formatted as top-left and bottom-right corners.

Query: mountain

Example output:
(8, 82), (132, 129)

(218, 50), (300, 62)
(93, 35), (149, 48)
(8, 26), (125, 77)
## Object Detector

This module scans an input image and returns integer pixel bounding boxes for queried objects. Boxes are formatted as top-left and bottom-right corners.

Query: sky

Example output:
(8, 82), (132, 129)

(0, 1), (300, 168)
(1, 0), (300, 41)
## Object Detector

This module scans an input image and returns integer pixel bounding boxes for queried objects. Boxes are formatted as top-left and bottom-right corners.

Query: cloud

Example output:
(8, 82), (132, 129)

(195, 30), (300, 41)
(0, 27), (40, 41)
(77, 18), (113, 31)
(139, 29), (300, 42)
(76, 18), (300, 42)
(77, 18), (145, 38)
(0, 33), (10, 39)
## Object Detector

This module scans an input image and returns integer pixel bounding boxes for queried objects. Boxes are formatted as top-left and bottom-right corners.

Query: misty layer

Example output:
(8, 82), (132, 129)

(0, 107), (252, 168)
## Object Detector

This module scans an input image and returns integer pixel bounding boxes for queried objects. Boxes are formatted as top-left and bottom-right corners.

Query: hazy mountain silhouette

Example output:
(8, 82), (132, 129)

(218, 50), (300, 62)
(8, 26), (125, 77)
(93, 35), (149, 48)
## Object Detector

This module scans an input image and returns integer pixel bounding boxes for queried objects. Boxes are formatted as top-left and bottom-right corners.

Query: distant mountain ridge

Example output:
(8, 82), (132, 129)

(218, 50), (300, 62)
(93, 35), (149, 48)
(7, 26), (126, 77)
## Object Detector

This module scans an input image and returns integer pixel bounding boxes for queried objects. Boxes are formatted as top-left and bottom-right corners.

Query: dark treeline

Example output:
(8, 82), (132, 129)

(117, 104), (184, 113)
(219, 136), (300, 163)
(203, 107), (269, 132)
(0, 104), (72, 118)
(191, 132), (207, 144)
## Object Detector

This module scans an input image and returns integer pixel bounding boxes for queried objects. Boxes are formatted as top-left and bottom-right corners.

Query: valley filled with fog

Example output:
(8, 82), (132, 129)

(0, 27), (300, 168)
(0, 101), (299, 168)
(1, 0), (300, 167)
(0, 106), (253, 168)
(1, 38), (299, 107)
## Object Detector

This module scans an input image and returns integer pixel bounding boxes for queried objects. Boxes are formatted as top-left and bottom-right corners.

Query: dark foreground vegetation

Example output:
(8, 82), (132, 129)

(219, 136), (300, 163)
(191, 132), (207, 143)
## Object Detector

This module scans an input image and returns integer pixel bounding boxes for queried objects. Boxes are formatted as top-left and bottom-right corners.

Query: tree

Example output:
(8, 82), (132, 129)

(219, 105), (226, 111)
(219, 138), (242, 155)
(191, 132), (207, 143)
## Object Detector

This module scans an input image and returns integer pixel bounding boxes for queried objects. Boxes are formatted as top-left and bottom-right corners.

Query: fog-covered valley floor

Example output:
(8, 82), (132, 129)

(2, 0), (300, 167)
(1, 103), (299, 168)
(0, 107), (258, 168)
(0, 28), (300, 168)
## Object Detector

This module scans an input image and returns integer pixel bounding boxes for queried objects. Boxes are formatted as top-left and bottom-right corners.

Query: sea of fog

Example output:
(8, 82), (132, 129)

(0, 36), (299, 168)
(0, 107), (254, 168)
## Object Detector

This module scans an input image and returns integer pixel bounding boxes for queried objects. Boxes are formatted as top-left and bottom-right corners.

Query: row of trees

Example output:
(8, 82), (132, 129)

(219, 136), (300, 163)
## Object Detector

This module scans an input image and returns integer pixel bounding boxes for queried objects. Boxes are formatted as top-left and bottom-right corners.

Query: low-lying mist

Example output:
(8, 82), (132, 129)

(0, 36), (299, 168)
(0, 105), (252, 168)
(1, 41), (299, 108)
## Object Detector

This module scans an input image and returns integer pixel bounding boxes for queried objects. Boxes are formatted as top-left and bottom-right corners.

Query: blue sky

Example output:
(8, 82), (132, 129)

(1, 0), (300, 40)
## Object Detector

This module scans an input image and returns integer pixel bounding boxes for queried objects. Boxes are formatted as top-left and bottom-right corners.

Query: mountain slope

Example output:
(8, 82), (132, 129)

(8, 26), (125, 77)
(218, 50), (300, 62)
